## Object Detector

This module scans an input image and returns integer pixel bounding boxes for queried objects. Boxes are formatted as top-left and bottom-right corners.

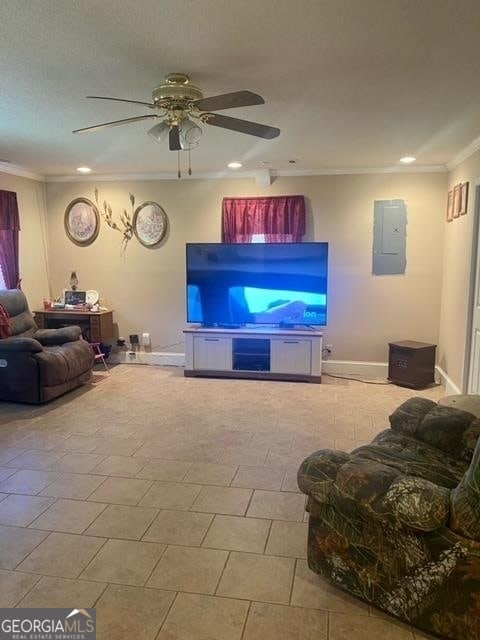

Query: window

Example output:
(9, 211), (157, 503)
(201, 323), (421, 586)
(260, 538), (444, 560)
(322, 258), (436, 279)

(0, 264), (5, 290)
(222, 196), (306, 243)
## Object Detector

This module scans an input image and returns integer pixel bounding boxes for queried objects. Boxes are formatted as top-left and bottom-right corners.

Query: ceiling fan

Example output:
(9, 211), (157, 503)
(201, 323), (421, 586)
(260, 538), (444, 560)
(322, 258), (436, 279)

(73, 73), (280, 167)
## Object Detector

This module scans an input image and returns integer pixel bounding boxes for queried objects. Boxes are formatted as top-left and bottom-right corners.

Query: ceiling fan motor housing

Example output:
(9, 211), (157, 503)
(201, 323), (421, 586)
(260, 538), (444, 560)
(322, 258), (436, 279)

(152, 73), (203, 107)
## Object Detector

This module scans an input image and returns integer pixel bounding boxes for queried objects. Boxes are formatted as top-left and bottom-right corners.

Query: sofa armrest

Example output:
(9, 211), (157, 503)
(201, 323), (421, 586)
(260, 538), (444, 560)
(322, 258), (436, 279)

(0, 337), (43, 353)
(298, 449), (351, 503)
(377, 475), (450, 532)
(301, 450), (450, 533)
(450, 436), (480, 540)
(34, 327), (82, 345)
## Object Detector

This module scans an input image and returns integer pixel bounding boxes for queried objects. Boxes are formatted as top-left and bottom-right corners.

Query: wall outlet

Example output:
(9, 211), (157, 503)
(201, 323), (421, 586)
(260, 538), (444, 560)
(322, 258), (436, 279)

(322, 344), (333, 360)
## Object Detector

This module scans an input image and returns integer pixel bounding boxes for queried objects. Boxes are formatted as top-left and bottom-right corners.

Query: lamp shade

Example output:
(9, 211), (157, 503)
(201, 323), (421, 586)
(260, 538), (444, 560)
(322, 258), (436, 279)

(179, 119), (202, 149)
(148, 122), (169, 142)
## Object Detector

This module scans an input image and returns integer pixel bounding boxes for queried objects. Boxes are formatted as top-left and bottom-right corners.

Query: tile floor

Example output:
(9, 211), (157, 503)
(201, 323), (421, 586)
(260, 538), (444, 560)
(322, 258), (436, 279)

(0, 365), (444, 639)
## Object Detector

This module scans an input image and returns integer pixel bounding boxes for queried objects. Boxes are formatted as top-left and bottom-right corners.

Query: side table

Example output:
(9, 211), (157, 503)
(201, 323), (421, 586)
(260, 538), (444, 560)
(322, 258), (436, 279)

(388, 340), (436, 389)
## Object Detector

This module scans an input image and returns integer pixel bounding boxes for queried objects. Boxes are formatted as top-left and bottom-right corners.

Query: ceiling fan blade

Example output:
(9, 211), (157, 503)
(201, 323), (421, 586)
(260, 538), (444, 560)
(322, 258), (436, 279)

(169, 126), (181, 150)
(193, 90), (264, 112)
(86, 96), (155, 108)
(73, 114), (158, 134)
(204, 113), (280, 139)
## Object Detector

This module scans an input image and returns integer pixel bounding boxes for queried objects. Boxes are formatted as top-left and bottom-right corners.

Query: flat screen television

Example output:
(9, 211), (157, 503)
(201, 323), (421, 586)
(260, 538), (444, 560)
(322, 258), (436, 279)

(186, 242), (328, 327)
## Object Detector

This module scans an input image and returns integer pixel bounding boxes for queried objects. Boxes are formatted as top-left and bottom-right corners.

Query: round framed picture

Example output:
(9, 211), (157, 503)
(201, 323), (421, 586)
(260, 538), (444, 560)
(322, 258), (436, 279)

(133, 201), (168, 247)
(64, 198), (100, 246)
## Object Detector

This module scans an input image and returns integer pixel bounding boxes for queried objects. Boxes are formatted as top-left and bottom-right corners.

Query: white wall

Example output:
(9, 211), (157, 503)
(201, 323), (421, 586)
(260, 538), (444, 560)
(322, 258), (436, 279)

(0, 172), (50, 307)
(439, 148), (480, 390)
(45, 172), (446, 361)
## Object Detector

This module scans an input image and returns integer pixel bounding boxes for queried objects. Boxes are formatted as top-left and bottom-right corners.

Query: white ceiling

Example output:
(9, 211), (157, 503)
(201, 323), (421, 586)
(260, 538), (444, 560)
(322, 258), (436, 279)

(2, 0), (480, 177)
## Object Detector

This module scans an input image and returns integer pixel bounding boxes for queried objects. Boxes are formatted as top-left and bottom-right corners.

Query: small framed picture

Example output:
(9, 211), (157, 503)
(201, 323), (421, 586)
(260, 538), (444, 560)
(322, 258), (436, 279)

(133, 201), (168, 248)
(453, 184), (461, 218)
(64, 198), (100, 246)
(459, 181), (469, 215)
(446, 190), (454, 222)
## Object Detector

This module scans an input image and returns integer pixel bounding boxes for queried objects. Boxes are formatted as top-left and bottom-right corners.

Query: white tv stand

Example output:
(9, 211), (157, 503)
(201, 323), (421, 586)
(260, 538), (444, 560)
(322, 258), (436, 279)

(184, 326), (323, 383)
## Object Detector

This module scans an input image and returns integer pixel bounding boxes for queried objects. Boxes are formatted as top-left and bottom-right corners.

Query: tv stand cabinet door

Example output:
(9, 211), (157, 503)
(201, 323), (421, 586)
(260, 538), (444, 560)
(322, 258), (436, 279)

(193, 336), (232, 371)
(270, 338), (312, 375)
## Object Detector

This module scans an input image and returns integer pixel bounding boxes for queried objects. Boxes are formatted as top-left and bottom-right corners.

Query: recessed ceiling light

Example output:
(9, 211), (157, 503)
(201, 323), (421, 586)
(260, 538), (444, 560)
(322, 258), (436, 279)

(76, 166), (92, 174)
(227, 162), (242, 169)
(399, 156), (416, 164)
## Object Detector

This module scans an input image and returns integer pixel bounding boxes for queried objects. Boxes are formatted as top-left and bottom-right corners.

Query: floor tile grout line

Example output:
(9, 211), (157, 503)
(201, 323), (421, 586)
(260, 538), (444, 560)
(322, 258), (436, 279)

(10, 528), (52, 572)
(11, 572), (43, 607)
(262, 519), (274, 554)
(86, 475), (155, 505)
(198, 511), (216, 547)
(90, 580), (110, 608)
(77, 500), (110, 535)
(213, 549), (231, 596)
(239, 600), (252, 640)
(154, 590), (180, 639)
(142, 539), (169, 587)
(72, 535), (109, 580)
(288, 557), (297, 605)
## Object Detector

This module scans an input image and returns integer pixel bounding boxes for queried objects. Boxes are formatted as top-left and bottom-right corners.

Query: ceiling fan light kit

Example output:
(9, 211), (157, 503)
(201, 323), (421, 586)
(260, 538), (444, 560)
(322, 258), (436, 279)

(73, 73), (280, 177)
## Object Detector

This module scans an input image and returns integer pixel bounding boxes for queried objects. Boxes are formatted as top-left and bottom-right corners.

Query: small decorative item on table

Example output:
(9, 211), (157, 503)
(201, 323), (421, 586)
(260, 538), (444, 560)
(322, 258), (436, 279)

(133, 201), (168, 247)
(64, 198), (100, 246)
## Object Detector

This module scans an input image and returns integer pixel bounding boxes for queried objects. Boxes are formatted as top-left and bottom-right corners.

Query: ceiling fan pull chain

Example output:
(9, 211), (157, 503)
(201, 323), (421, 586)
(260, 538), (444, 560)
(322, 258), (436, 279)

(188, 147), (192, 176)
(177, 150), (181, 179)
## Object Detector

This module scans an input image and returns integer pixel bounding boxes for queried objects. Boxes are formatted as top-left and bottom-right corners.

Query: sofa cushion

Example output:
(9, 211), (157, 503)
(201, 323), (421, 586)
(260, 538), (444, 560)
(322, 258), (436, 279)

(390, 398), (479, 463)
(34, 327), (82, 345)
(416, 406), (480, 462)
(0, 289), (37, 337)
(354, 430), (468, 488)
(34, 341), (94, 386)
(377, 476), (450, 531)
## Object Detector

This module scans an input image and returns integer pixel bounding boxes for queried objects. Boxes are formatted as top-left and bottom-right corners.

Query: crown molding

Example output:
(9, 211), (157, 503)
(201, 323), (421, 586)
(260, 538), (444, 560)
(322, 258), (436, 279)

(0, 162), (45, 182)
(447, 135), (480, 171)
(272, 165), (447, 176)
(45, 170), (258, 183)
(45, 164), (446, 183)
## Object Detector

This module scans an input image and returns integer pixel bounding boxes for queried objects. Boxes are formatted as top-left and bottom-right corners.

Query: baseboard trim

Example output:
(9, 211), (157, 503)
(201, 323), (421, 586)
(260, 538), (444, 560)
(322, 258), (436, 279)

(322, 360), (389, 378)
(435, 366), (461, 395)
(108, 353), (458, 393)
(109, 351), (186, 366)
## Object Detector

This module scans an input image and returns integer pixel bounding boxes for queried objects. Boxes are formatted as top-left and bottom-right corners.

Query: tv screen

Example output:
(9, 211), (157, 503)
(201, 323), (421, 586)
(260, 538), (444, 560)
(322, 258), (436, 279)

(186, 242), (328, 327)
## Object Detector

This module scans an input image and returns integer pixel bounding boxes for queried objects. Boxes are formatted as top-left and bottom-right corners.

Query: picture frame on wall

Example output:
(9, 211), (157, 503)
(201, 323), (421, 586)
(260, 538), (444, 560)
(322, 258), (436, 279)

(446, 190), (454, 222)
(133, 201), (168, 247)
(64, 197), (100, 246)
(459, 181), (469, 215)
(453, 184), (461, 218)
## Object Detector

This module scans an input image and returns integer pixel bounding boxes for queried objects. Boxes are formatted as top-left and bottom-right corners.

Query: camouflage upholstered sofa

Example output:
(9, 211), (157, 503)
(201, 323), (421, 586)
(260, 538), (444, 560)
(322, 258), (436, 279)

(298, 397), (480, 640)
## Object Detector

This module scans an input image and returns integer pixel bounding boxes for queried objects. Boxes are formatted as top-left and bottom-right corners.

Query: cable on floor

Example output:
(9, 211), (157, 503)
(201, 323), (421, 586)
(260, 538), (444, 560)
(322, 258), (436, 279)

(323, 373), (392, 385)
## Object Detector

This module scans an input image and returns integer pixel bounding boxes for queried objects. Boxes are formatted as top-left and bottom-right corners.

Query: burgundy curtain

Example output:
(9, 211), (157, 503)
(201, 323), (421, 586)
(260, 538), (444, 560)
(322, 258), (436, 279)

(0, 190), (21, 289)
(222, 195), (305, 243)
